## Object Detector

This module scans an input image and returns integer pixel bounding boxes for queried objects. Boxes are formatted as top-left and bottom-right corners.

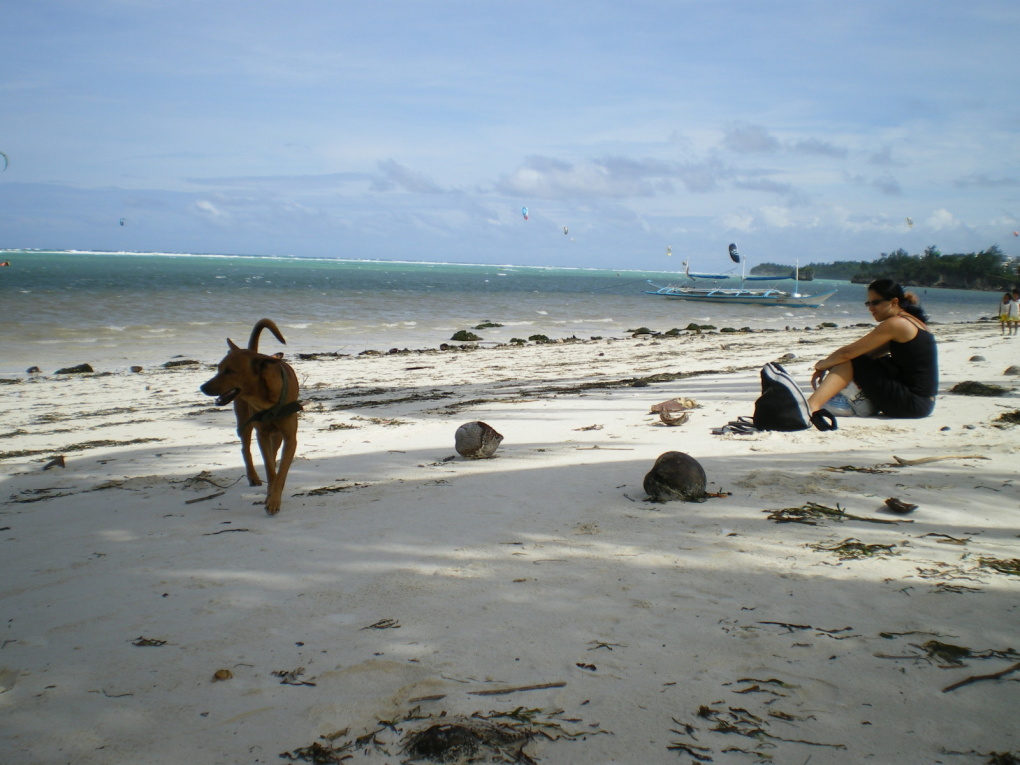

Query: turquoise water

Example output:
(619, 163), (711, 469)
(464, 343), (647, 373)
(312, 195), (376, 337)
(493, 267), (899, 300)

(0, 250), (997, 375)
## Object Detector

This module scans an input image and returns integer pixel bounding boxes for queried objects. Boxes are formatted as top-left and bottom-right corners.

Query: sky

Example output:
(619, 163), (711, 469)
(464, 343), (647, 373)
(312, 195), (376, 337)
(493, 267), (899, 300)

(2, 0), (1019, 271)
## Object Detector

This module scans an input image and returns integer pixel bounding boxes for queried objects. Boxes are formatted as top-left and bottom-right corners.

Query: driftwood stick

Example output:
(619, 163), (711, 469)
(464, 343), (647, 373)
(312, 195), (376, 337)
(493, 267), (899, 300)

(185, 491), (225, 505)
(467, 681), (566, 696)
(892, 455), (989, 466)
(942, 661), (1020, 693)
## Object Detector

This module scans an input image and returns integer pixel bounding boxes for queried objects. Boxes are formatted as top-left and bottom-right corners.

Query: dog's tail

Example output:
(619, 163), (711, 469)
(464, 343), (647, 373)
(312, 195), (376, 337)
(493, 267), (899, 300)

(248, 318), (287, 352)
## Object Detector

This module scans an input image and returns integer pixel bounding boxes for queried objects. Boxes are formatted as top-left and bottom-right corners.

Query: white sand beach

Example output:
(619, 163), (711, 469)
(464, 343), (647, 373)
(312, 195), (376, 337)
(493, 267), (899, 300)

(1, 321), (1018, 764)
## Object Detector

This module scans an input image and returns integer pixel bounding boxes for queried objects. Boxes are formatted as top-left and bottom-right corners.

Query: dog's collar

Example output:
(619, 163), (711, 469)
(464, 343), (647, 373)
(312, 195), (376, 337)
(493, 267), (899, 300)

(239, 364), (303, 431)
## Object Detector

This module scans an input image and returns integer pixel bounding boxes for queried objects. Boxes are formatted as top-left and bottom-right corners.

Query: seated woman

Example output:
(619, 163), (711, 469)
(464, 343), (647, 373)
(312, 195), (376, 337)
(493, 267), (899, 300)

(808, 279), (938, 418)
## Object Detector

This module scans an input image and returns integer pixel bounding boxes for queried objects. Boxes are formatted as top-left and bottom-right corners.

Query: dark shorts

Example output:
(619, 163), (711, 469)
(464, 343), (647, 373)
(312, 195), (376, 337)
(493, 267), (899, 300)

(852, 355), (935, 418)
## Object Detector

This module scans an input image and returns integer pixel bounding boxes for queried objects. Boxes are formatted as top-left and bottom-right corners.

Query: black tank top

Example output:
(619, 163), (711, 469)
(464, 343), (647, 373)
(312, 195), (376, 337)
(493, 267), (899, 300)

(890, 319), (938, 398)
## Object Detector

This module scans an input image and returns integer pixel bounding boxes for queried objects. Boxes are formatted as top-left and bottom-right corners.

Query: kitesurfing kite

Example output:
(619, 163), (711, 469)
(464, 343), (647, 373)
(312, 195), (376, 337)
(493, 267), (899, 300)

(119, 218), (126, 227)
(666, 245), (672, 257)
(521, 207), (529, 221)
(906, 217), (913, 228)
(1014, 231), (1019, 237)
(728, 243), (741, 264)
(563, 226), (568, 235)
(0, 151), (8, 171)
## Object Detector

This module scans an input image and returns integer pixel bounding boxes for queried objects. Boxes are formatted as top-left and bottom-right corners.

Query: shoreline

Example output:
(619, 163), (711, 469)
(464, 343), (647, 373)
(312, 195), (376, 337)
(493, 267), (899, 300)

(1, 321), (1018, 763)
(0, 316), (1001, 381)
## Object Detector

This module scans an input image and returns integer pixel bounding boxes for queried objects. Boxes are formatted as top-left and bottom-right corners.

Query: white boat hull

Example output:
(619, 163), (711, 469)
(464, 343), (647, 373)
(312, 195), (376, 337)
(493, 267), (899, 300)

(644, 283), (837, 308)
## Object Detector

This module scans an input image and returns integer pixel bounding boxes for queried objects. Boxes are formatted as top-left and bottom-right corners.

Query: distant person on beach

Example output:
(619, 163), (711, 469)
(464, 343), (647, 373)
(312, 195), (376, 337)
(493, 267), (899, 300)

(807, 279), (938, 418)
(999, 292), (1014, 335)
(1010, 289), (1020, 335)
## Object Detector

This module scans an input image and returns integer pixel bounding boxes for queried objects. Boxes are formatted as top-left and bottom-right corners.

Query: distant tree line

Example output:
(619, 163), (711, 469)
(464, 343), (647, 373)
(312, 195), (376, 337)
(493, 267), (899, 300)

(750, 246), (1017, 290)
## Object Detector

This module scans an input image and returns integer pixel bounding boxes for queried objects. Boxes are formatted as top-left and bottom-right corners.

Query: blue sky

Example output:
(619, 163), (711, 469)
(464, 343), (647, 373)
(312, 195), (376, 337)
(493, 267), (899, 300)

(2, 1), (1019, 271)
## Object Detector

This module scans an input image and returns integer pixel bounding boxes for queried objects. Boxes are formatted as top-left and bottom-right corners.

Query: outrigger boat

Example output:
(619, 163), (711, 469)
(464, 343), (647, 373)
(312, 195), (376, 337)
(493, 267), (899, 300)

(644, 244), (836, 308)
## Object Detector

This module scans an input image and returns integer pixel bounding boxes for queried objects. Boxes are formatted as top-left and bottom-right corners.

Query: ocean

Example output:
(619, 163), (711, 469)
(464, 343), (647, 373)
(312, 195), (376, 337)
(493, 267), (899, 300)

(0, 250), (998, 376)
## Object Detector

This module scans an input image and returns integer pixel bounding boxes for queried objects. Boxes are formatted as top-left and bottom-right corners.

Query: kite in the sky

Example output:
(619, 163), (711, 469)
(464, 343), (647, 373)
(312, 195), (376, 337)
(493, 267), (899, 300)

(0, 151), (8, 171)
(906, 217), (913, 227)
(119, 218), (126, 227)
(666, 245), (672, 257)
(521, 206), (529, 221)
(728, 243), (741, 264)
(563, 226), (568, 235)
(1014, 231), (1019, 237)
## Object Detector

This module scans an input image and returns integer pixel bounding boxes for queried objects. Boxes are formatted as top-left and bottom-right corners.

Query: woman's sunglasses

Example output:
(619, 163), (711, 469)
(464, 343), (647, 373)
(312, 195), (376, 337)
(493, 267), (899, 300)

(863, 299), (889, 307)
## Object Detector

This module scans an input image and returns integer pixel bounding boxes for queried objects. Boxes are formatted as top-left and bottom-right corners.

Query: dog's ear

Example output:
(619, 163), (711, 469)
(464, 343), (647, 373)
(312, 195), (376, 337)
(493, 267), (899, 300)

(252, 354), (281, 373)
(227, 338), (240, 351)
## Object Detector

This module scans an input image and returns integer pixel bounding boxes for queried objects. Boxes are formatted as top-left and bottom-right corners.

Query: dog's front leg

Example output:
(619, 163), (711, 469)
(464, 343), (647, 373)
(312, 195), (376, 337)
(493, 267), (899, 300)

(238, 424), (263, 486)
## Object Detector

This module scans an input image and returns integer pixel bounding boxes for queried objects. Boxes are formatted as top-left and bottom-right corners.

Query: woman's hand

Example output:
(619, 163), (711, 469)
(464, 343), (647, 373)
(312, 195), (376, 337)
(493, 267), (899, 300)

(811, 367), (826, 390)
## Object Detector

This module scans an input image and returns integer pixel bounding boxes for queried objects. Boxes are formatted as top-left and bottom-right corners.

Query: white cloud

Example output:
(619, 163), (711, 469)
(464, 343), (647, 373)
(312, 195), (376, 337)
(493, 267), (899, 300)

(195, 199), (229, 220)
(927, 208), (960, 231)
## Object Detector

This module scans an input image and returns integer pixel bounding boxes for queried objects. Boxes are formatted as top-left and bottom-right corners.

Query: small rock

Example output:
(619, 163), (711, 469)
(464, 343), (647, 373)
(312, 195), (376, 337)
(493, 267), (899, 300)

(1004, 365), (1020, 376)
(885, 497), (918, 515)
(212, 669), (233, 681)
(130, 366), (144, 373)
(42, 456), (65, 470)
(643, 451), (707, 503)
(940, 426), (951, 431)
(54, 363), (94, 375)
(455, 421), (503, 459)
(26, 366), (41, 374)
(969, 355), (986, 362)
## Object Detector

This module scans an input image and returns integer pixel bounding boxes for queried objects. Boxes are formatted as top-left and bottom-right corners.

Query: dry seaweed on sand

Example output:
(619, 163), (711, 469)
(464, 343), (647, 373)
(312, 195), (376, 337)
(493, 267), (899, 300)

(977, 556), (1020, 576)
(131, 636), (166, 647)
(940, 751), (1020, 764)
(280, 706), (608, 764)
(0, 437), (162, 461)
(993, 409), (1020, 426)
(822, 464), (894, 474)
(880, 640), (1020, 667)
(670, 703), (846, 758)
(764, 502), (910, 526)
(295, 482), (368, 497)
(950, 381), (1011, 396)
(808, 538), (899, 560)
(920, 532), (971, 545)
(272, 667), (317, 686)
(916, 640), (1020, 666)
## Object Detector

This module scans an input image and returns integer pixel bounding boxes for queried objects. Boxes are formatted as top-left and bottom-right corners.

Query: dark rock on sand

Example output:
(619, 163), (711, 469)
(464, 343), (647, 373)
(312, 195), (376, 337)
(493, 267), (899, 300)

(969, 355), (986, 362)
(455, 421), (504, 459)
(643, 451), (707, 502)
(1004, 365), (1020, 376)
(26, 366), (41, 374)
(54, 363), (94, 375)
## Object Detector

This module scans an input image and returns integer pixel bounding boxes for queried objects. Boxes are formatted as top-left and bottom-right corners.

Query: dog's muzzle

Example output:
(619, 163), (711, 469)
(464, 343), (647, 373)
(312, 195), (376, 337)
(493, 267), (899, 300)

(201, 383), (240, 406)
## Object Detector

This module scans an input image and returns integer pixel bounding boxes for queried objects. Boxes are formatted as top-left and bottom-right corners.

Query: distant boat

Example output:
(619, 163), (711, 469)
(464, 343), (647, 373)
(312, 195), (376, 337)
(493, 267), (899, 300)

(644, 246), (836, 308)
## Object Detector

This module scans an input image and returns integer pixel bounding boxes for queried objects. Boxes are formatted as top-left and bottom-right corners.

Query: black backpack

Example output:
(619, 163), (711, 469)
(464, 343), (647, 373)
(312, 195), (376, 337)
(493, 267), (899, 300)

(753, 362), (837, 432)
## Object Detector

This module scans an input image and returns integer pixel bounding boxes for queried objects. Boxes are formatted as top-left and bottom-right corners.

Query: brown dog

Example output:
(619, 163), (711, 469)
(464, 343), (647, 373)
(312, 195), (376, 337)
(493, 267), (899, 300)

(201, 319), (302, 515)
